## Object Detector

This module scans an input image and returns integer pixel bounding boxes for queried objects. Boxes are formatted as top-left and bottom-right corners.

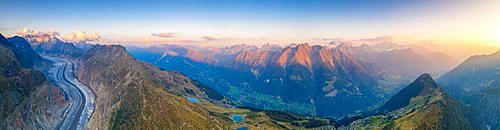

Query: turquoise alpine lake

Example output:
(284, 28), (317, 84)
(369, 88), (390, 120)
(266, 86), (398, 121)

(232, 114), (244, 123)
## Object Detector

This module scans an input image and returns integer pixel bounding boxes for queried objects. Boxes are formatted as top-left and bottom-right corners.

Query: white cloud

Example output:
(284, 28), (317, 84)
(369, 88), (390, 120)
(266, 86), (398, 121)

(151, 32), (177, 38)
(16, 27), (105, 43)
(64, 31), (101, 42)
(16, 27), (60, 42)
(17, 27), (60, 38)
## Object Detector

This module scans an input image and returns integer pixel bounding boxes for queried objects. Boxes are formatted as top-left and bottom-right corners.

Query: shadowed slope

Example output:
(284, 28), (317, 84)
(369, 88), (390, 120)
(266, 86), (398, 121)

(0, 33), (68, 129)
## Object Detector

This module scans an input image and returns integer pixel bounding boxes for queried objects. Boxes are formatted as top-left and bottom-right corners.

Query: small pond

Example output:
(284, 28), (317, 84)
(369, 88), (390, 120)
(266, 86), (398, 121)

(186, 97), (200, 103)
(231, 114), (244, 123)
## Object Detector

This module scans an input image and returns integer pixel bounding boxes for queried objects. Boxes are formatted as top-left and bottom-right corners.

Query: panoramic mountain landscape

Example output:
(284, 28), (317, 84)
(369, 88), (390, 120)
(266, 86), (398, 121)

(127, 42), (460, 118)
(1, 0), (499, 129)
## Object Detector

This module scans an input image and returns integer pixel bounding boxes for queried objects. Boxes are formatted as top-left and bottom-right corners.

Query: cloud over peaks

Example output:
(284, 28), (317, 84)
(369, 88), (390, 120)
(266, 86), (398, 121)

(17, 27), (60, 38)
(64, 31), (101, 42)
(16, 27), (60, 42)
(202, 36), (219, 41)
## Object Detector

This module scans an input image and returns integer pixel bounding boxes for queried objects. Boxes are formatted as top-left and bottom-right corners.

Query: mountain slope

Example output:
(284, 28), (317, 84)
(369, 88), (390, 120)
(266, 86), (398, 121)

(77, 44), (338, 129)
(463, 86), (500, 130)
(0, 33), (68, 129)
(377, 74), (441, 114)
(347, 74), (486, 129)
(383, 74), (485, 130)
(438, 50), (500, 129)
(77, 45), (229, 129)
(7, 36), (50, 68)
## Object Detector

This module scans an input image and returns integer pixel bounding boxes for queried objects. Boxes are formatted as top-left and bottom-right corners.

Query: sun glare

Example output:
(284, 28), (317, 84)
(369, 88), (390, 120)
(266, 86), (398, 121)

(488, 29), (500, 46)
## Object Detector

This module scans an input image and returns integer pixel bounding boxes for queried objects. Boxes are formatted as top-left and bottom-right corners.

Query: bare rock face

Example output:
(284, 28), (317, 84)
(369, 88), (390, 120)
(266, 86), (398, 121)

(77, 45), (229, 129)
(3, 84), (68, 129)
(0, 33), (68, 129)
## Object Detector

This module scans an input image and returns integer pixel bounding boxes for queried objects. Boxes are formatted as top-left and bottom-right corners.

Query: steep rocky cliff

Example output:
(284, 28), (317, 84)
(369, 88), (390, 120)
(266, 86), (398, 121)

(0, 33), (68, 129)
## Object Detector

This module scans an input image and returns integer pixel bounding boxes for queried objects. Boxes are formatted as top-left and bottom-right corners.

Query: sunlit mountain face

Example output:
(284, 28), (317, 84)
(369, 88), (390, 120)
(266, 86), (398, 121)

(1, 0), (499, 129)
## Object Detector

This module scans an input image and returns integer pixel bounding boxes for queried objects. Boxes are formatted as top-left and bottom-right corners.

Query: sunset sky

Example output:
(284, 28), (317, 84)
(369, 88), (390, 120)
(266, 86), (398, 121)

(1, 0), (500, 47)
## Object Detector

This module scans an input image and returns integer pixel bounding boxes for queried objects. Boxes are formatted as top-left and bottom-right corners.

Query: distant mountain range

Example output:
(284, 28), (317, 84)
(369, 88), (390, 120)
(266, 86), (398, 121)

(438, 50), (500, 129)
(23, 34), (85, 57)
(127, 42), (459, 117)
(439, 50), (500, 98)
